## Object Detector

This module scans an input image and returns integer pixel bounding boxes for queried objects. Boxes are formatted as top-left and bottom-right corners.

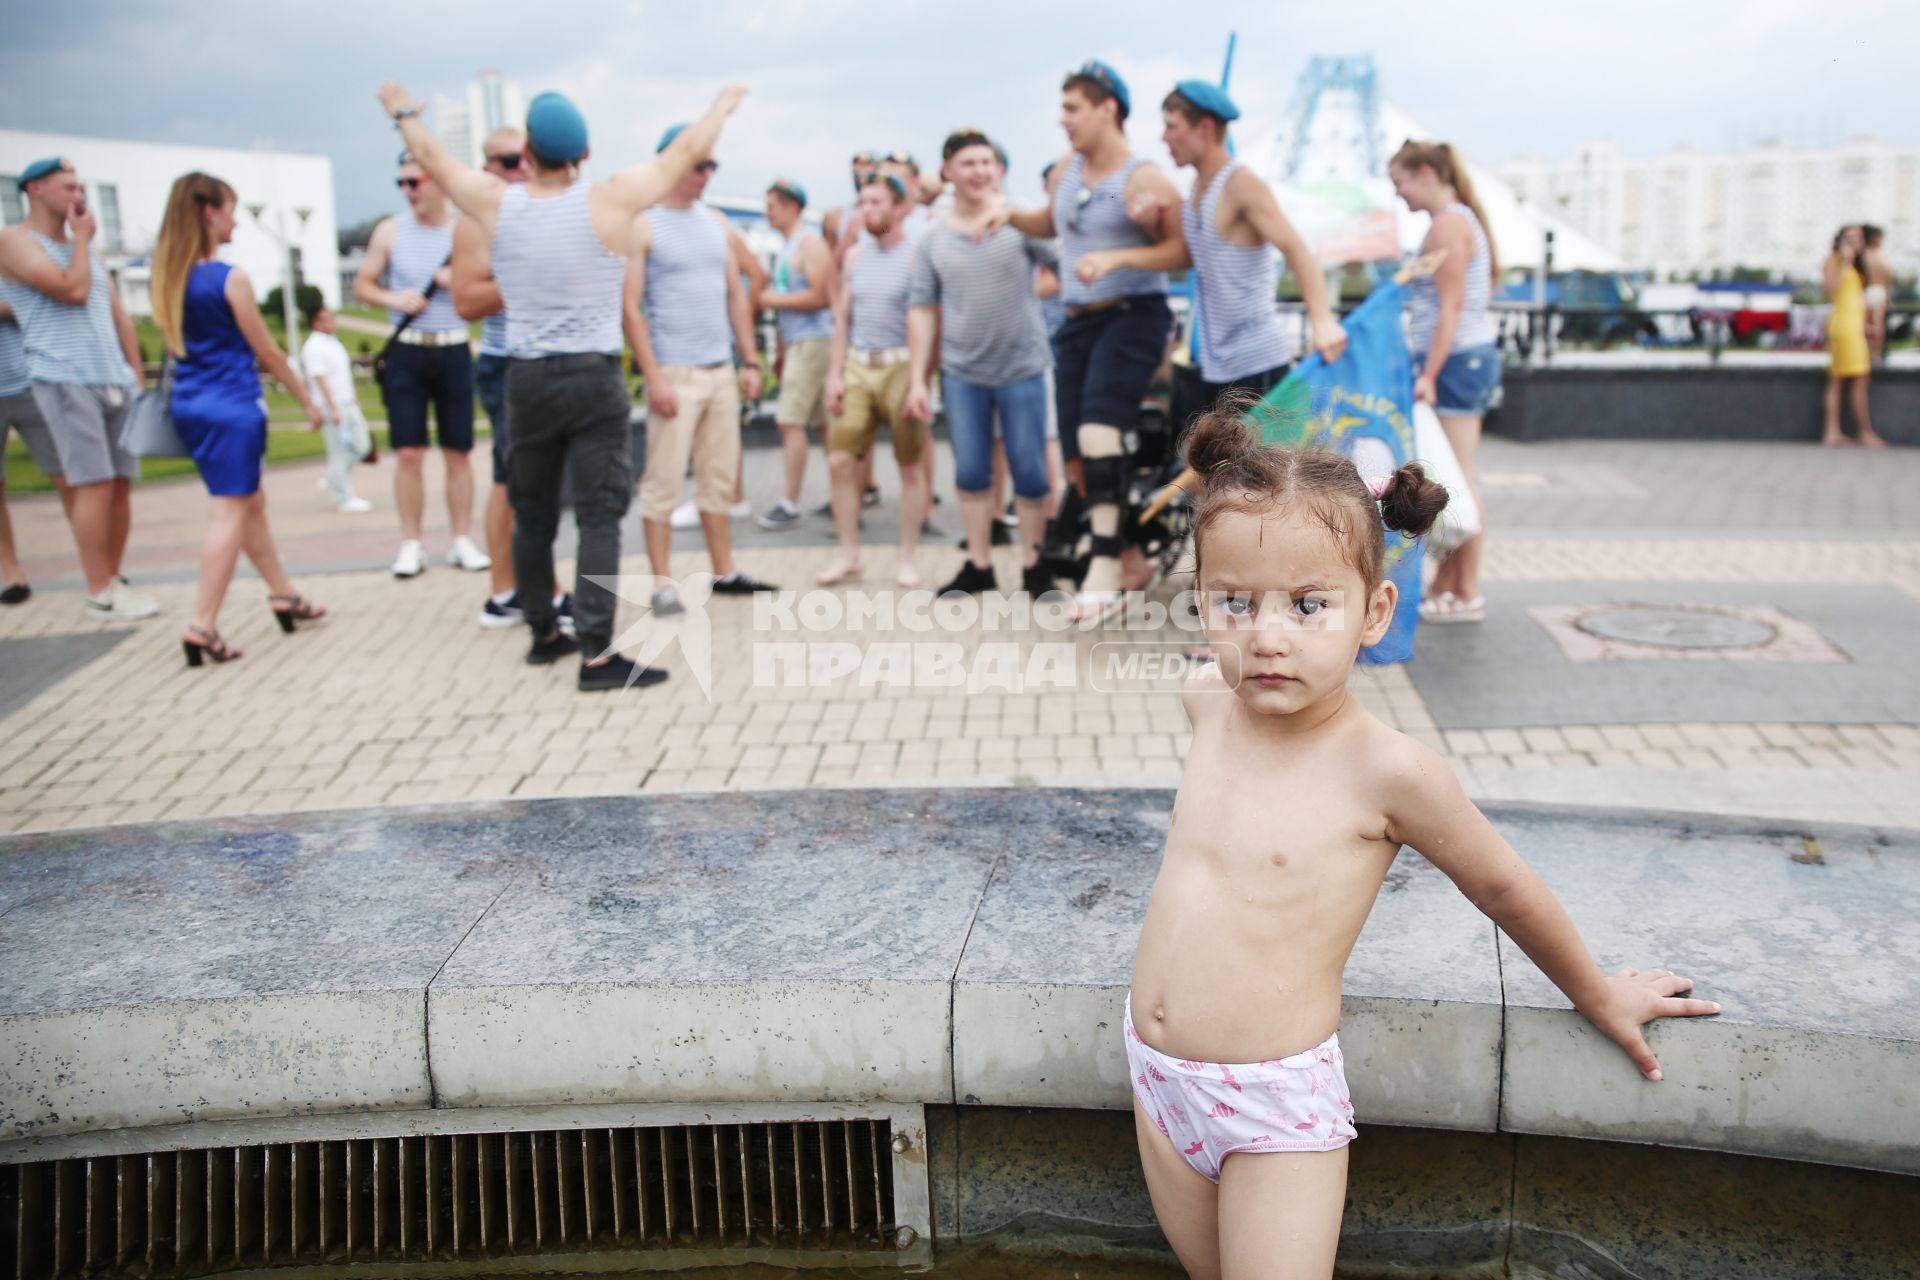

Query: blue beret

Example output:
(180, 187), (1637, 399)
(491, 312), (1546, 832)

(657, 122), (688, 154)
(526, 92), (589, 164)
(1174, 79), (1241, 123)
(1074, 59), (1131, 116)
(396, 150), (414, 168)
(768, 177), (807, 208)
(18, 157), (73, 189)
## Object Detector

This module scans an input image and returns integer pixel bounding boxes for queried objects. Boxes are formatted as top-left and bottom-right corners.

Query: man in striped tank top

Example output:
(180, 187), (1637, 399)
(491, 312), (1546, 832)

(452, 125), (573, 633)
(990, 60), (1183, 621)
(355, 151), (489, 579)
(378, 80), (746, 691)
(1079, 82), (1346, 423)
(0, 158), (157, 621)
(817, 174), (930, 588)
(754, 178), (833, 531)
(626, 123), (777, 616)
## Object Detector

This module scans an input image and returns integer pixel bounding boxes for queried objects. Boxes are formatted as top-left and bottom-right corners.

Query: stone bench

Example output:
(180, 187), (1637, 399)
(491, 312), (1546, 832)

(2, 789), (1914, 1177)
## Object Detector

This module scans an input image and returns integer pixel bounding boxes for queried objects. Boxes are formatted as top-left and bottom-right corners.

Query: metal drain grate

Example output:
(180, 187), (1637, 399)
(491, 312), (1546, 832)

(2, 1119), (898, 1278)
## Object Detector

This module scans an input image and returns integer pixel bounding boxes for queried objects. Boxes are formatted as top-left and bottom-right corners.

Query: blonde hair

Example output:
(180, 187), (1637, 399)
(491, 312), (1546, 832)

(1391, 140), (1499, 280)
(151, 172), (237, 359)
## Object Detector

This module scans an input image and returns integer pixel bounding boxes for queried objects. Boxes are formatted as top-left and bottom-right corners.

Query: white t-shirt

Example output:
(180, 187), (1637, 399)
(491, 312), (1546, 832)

(301, 330), (354, 411)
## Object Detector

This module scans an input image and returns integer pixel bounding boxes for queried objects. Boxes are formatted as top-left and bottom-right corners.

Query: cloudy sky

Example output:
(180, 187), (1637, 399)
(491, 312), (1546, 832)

(3, 0), (1911, 227)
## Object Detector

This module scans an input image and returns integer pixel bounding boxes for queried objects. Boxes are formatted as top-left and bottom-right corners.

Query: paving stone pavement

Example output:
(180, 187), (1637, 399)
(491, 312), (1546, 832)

(0, 437), (1916, 836)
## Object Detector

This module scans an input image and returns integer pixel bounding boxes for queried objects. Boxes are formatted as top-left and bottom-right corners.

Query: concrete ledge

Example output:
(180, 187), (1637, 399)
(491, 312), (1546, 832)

(1, 790), (1914, 1176)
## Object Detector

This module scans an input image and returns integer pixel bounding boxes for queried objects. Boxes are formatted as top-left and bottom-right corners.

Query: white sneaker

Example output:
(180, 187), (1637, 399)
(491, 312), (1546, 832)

(448, 535), (492, 572)
(86, 581), (160, 621)
(337, 497), (374, 514)
(728, 498), (752, 520)
(392, 539), (426, 578)
(668, 498), (701, 530)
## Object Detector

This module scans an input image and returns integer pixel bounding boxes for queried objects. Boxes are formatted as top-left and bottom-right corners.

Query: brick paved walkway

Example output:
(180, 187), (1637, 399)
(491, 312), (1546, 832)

(2, 437), (1917, 835)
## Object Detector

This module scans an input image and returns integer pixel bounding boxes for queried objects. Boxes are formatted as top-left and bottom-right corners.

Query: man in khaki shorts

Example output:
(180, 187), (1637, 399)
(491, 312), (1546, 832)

(625, 123), (777, 614)
(754, 178), (833, 530)
(817, 174), (929, 588)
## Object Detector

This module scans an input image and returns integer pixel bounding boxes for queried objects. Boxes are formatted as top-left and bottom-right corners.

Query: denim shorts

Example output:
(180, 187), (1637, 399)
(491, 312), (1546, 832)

(1421, 344), (1502, 416)
(1051, 293), (1173, 459)
(944, 370), (1050, 499)
(474, 352), (510, 480)
(381, 341), (474, 451)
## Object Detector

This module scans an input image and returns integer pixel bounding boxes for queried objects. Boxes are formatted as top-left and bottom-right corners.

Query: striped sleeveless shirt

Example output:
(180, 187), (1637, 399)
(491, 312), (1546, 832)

(1054, 153), (1167, 307)
(849, 238), (913, 352)
(774, 228), (833, 344)
(0, 300), (28, 397)
(1183, 163), (1292, 383)
(644, 204), (734, 367)
(387, 212), (463, 333)
(11, 233), (134, 386)
(1408, 202), (1496, 355)
(490, 182), (625, 357)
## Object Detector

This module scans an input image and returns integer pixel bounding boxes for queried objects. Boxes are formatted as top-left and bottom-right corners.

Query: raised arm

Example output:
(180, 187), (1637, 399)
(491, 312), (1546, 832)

(1380, 737), (1719, 1081)
(1232, 169), (1346, 361)
(450, 216), (503, 323)
(224, 267), (320, 427)
(378, 83), (505, 229)
(601, 86), (748, 224)
(0, 218), (95, 306)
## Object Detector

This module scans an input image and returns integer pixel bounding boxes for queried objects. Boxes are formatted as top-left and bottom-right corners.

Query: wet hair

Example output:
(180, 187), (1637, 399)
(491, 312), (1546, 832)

(1390, 140), (1500, 280)
(1184, 396), (1448, 592)
(1062, 72), (1128, 123)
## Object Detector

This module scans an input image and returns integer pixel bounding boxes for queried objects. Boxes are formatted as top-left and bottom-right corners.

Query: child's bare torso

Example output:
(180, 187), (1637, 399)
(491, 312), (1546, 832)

(1130, 689), (1402, 1064)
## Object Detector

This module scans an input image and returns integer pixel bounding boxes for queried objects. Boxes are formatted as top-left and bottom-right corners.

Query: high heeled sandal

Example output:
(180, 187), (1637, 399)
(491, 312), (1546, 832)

(182, 625), (242, 667)
(268, 594), (327, 633)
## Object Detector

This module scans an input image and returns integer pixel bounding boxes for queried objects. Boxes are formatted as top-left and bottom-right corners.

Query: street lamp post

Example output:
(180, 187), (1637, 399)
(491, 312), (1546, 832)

(246, 203), (314, 373)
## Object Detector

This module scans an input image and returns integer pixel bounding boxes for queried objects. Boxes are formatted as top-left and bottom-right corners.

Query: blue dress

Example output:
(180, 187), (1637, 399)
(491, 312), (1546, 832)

(170, 261), (267, 497)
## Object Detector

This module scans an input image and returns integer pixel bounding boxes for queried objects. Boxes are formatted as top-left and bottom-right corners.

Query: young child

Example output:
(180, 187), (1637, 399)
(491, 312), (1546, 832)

(300, 304), (374, 513)
(1127, 405), (1720, 1279)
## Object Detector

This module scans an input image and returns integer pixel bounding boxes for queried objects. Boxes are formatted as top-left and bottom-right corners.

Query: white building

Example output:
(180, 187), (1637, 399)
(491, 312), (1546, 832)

(1502, 137), (1920, 279)
(434, 71), (529, 171)
(0, 129), (341, 314)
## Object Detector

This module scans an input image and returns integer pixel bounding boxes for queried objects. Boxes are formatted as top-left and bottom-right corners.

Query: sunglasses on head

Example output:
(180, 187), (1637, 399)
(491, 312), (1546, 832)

(850, 151), (878, 166)
(486, 153), (522, 170)
(880, 150), (917, 171)
(395, 177), (424, 191)
(859, 172), (906, 199)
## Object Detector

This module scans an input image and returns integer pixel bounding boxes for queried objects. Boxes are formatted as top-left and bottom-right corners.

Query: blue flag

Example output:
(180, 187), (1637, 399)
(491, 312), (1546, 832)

(1247, 280), (1425, 664)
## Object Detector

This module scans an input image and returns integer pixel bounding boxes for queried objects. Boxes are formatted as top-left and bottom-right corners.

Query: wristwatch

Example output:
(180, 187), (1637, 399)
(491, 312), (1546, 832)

(392, 106), (421, 124)
(742, 360), (763, 370)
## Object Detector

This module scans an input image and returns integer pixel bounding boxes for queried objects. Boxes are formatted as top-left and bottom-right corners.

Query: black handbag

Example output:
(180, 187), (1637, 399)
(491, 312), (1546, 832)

(372, 251), (453, 391)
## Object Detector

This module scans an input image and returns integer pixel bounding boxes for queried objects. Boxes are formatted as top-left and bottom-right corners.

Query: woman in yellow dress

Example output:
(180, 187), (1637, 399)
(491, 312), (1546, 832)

(1822, 225), (1887, 447)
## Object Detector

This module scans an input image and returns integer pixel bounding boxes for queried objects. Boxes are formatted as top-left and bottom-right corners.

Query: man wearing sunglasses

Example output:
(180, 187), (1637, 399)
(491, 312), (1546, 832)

(452, 127), (574, 634)
(987, 59), (1182, 623)
(355, 152), (489, 580)
(625, 123), (777, 617)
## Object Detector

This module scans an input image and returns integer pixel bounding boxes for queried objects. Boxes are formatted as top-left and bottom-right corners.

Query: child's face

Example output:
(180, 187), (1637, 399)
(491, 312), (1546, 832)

(312, 309), (336, 334)
(1197, 507), (1396, 717)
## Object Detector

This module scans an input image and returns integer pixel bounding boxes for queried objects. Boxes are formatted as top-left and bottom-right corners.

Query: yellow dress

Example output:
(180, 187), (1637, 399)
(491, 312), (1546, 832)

(1827, 264), (1870, 378)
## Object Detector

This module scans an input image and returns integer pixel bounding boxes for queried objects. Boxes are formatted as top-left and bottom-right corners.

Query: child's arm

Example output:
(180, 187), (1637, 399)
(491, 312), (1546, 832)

(1378, 737), (1720, 1082)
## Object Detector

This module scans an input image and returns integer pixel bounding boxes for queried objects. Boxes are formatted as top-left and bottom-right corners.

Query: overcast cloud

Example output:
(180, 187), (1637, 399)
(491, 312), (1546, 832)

(2, 0), (1911, 226)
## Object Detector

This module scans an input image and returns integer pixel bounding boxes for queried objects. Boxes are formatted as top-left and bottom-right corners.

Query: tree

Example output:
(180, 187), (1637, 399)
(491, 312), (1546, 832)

(264, 283), (325, 323)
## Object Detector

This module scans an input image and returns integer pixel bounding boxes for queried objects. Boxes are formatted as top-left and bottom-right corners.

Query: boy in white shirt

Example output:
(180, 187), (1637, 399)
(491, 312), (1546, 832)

(301, 305), (373, 512)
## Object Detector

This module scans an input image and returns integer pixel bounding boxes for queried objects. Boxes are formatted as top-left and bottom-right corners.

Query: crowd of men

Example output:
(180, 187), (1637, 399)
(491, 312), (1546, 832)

(0, 59), (1345, 693)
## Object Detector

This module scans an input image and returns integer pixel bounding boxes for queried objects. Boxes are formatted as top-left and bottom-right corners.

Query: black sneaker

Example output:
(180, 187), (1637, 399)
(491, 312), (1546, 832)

(479, 591), (524, 629)
(1023, 563), (1066, 598)
(711, 570), (777, 595)
(1, 583), (29, 606)
(579, 655), (669, 692)
(939, 561), (998, 596)
(527, 630), (581, 665)
(863, 485), (882, 509)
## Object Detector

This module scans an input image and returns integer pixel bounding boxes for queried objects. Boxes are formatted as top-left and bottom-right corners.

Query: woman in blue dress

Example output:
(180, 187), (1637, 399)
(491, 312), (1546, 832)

(152, 172), (328, 666)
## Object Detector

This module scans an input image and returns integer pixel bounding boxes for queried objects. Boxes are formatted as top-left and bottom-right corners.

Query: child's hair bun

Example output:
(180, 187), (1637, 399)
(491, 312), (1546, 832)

(1379, 462), (1449, 539)
(1183, 395), (1263, 487)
